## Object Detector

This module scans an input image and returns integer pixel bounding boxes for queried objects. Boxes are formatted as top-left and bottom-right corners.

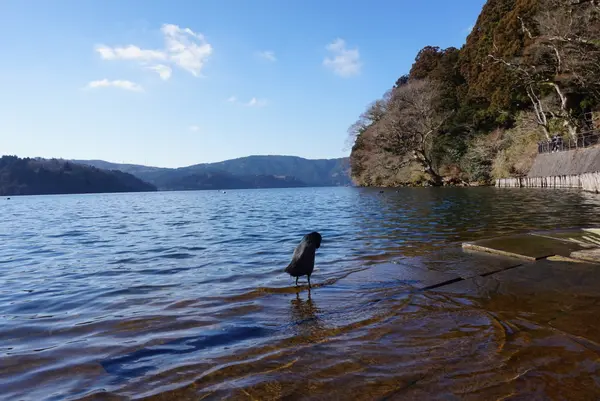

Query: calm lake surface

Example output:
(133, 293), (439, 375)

(3, 187), (600, 400)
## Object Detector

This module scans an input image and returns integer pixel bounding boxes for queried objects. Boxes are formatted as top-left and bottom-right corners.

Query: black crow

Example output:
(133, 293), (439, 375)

(285, 232), (322, 288)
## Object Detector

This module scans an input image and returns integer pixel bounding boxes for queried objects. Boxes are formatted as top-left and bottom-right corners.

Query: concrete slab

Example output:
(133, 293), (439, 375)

(570, 248), (600, 263)
(462, 233), (588, 261)
(398, 247), (524, 279)
(434, 258), (600, 297)
(531, 228), (600, 248)
(547, 255), (597, 264)
(338, 262), (462, 291)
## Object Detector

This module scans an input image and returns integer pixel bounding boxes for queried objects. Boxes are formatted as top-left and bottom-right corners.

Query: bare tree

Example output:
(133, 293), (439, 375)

(538, 0), (600, 98)
(345, 91), (391, 151)
(489, 0), (600, 138)
(374, 80), (452, 185)
(534, 0), (600, 125)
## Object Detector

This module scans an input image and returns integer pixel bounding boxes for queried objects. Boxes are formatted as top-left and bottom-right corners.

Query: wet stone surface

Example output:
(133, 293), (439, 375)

(403, 246), (525, 279)
(435, 258), (600, 296)
(336, 262), (462, 290)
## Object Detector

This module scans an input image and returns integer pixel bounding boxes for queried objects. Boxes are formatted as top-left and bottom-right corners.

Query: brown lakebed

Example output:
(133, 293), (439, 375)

(2, 188), (600, 400)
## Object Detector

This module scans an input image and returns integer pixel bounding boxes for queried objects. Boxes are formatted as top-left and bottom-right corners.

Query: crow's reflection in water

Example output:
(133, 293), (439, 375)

(290, 291), (325, 338)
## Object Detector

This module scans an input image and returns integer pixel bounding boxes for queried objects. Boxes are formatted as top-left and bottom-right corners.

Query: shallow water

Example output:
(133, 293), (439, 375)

(2, 187), (600, 400)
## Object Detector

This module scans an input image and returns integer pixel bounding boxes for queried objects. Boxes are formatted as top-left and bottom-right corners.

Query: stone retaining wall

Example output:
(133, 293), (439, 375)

(528, 146), (600, 177)
(496, 145), (600, 193)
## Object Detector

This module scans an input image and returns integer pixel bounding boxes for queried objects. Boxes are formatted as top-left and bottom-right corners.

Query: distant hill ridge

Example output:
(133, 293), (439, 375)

(0, 156), (156, 196)
(73, 155), (351, 190)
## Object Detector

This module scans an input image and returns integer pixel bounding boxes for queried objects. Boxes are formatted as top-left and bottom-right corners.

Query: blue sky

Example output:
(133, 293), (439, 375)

(0, 0), (485, 168)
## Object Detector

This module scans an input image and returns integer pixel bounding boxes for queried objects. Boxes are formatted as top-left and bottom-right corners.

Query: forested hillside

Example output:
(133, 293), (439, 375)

(0, 156), (157, 196)
(349, 0), (600, 187)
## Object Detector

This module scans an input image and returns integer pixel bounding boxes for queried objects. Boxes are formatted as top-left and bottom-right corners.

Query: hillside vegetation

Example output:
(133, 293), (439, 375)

(0, 156), (156, 196)
(349, 0), (600, 187)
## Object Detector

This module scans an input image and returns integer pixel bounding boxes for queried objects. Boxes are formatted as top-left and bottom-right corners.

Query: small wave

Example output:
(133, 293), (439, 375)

(181, 246), (206, 251)
(96, 285), (178, 298)
(166, 220), (192, 227)
(158, 252), (194, 260)
(101, 325), (274, 379)
(110, 257), (140, 265)
(135, 266), (193, 275)
(47, 230), (87, 238)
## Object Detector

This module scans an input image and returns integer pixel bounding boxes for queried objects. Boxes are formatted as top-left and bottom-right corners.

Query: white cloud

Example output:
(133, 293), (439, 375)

(189, 125), (200, 132)
(227, 95), (267, 107)
(161, 23), (213, 77)
(95, 45), (166, 61)
(94, 23), (212, 80)
(86, 79), (144, 92)
(323, 38), (361, 78)
(147, 64), (172, 80)
(256, 50), (276, 62)
(246, 97), (267, 107)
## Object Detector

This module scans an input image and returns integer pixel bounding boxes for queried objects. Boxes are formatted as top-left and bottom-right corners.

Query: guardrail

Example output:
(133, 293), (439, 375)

(538, 130), (600, 154)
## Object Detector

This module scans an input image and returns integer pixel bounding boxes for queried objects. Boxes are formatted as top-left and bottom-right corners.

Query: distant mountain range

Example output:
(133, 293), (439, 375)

(0, 155), (351, 196)
(73, 155), (352, 190)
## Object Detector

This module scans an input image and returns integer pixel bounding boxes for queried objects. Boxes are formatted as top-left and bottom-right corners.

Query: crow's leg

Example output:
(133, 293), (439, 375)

(295, 277), (298, 286)
(307, 275), (311, 289)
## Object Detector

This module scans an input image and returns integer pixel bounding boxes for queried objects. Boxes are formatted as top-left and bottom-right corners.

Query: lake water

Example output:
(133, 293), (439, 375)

(3, 187), (600, 400)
